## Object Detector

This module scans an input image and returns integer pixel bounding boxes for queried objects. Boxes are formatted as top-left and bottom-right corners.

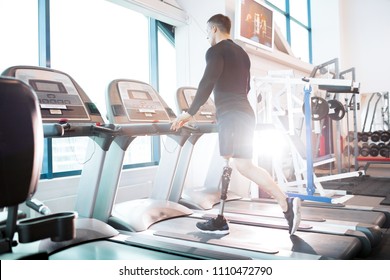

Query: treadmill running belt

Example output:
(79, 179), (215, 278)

(151, 217), (362, 259)
(155, 230), (279, 254)
(224, 200), (386, 226)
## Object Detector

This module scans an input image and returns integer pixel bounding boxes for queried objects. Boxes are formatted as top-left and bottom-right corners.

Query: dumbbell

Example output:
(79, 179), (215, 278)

(370, 130), (381, 142)
(379, 143), (390, 158)
(359, 143), (379, 157)
(369, 143), (380, 157)
(360, 143), (370, 157)
(380, 131), (390, 142)
(370, 130), (390, 142)
(360, 132), (370, 142)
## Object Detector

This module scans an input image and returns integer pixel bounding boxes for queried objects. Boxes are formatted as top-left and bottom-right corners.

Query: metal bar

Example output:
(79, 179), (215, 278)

(38, 0), (50, 67)
(255, 77), (360, 90)
(303, 84), (315, 196)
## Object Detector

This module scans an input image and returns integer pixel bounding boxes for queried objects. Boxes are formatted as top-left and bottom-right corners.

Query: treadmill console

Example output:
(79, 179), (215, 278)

(2, 66), (104, 124)
(176, 87), (216, 123)
(106, 79), (176, 124)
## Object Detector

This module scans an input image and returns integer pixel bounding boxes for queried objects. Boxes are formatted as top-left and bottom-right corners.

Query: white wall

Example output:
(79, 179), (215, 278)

(25, 167), (157, 217)
(175, 0), (226, 87)
(310, 0), (390, 133)
(339, 0), (390, 93)
(311, 0), (390, 94)
(310, 0), (341, 65)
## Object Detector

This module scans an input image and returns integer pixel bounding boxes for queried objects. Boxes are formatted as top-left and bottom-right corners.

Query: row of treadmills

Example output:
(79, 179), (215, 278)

(1, 65), (389, 260)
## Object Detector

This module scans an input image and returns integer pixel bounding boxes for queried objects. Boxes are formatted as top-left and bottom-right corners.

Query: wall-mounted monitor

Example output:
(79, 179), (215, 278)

(234, 0), (274, 51)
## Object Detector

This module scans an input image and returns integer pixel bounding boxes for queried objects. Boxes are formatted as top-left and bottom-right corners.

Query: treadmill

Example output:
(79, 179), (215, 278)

(168, 86), (385, 253)
(0, 75), (75, 260)
(91, 79), (366, 260)
(1, 66), (214, 260)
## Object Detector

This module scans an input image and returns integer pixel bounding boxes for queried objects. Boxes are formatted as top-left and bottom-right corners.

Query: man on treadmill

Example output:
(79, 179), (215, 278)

(171, 14), (301, 235)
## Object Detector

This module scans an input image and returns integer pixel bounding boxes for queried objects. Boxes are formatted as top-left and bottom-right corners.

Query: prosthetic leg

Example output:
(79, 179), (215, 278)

(196, 158), (232, 234)
(218, 158), (232, 217)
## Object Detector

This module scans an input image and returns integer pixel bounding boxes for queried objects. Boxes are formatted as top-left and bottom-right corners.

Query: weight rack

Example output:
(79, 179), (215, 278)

(343, 90), (390, 176)
(254, 68), (363, 203)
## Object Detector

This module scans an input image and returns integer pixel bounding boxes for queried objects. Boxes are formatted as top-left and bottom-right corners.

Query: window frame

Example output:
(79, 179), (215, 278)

(37, 0), (175, 179)
(266, 0), (312, 63)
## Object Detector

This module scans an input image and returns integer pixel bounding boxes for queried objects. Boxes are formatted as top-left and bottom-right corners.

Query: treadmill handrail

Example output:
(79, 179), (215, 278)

(43, 122), (119, 138)
(43, 123), (64, 137)
(114, 122), (200, 137)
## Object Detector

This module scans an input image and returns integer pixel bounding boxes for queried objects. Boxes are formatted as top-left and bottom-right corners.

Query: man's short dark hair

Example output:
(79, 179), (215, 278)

(207, 14), (231, 34)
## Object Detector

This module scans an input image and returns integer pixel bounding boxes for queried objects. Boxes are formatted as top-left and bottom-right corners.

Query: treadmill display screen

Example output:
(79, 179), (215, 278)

(128, 90), (151, 100)
(14, 69), (90, 121)
(30, 80), (67, 94)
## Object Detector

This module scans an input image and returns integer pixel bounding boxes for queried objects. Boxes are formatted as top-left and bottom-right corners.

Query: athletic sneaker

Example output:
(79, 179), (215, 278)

(283, 197), (302, 235)
(196, 215), (229, 235)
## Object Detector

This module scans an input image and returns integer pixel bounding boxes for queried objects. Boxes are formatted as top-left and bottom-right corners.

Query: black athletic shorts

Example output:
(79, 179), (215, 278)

(217, 110), (256, 159)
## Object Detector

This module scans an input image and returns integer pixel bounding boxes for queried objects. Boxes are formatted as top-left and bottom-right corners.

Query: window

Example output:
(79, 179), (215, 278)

(266, 0), (312, 63)
(290, 20), (310, 64)
(50, 0), (150, 119)
(0, 0), (38, 71)
(289, 0), (308, 25)
(157, 23), (177, 112)
(49, 0), (172, 173)
(0, 0), (177, 178)
(267, 0), (285, 10)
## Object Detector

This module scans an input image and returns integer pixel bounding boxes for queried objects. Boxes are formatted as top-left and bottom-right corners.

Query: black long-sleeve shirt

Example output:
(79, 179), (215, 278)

(187, 39), (252, 117)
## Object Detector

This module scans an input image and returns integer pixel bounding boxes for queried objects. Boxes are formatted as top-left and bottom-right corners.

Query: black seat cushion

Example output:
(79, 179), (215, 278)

(0, 77), (43, 207)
